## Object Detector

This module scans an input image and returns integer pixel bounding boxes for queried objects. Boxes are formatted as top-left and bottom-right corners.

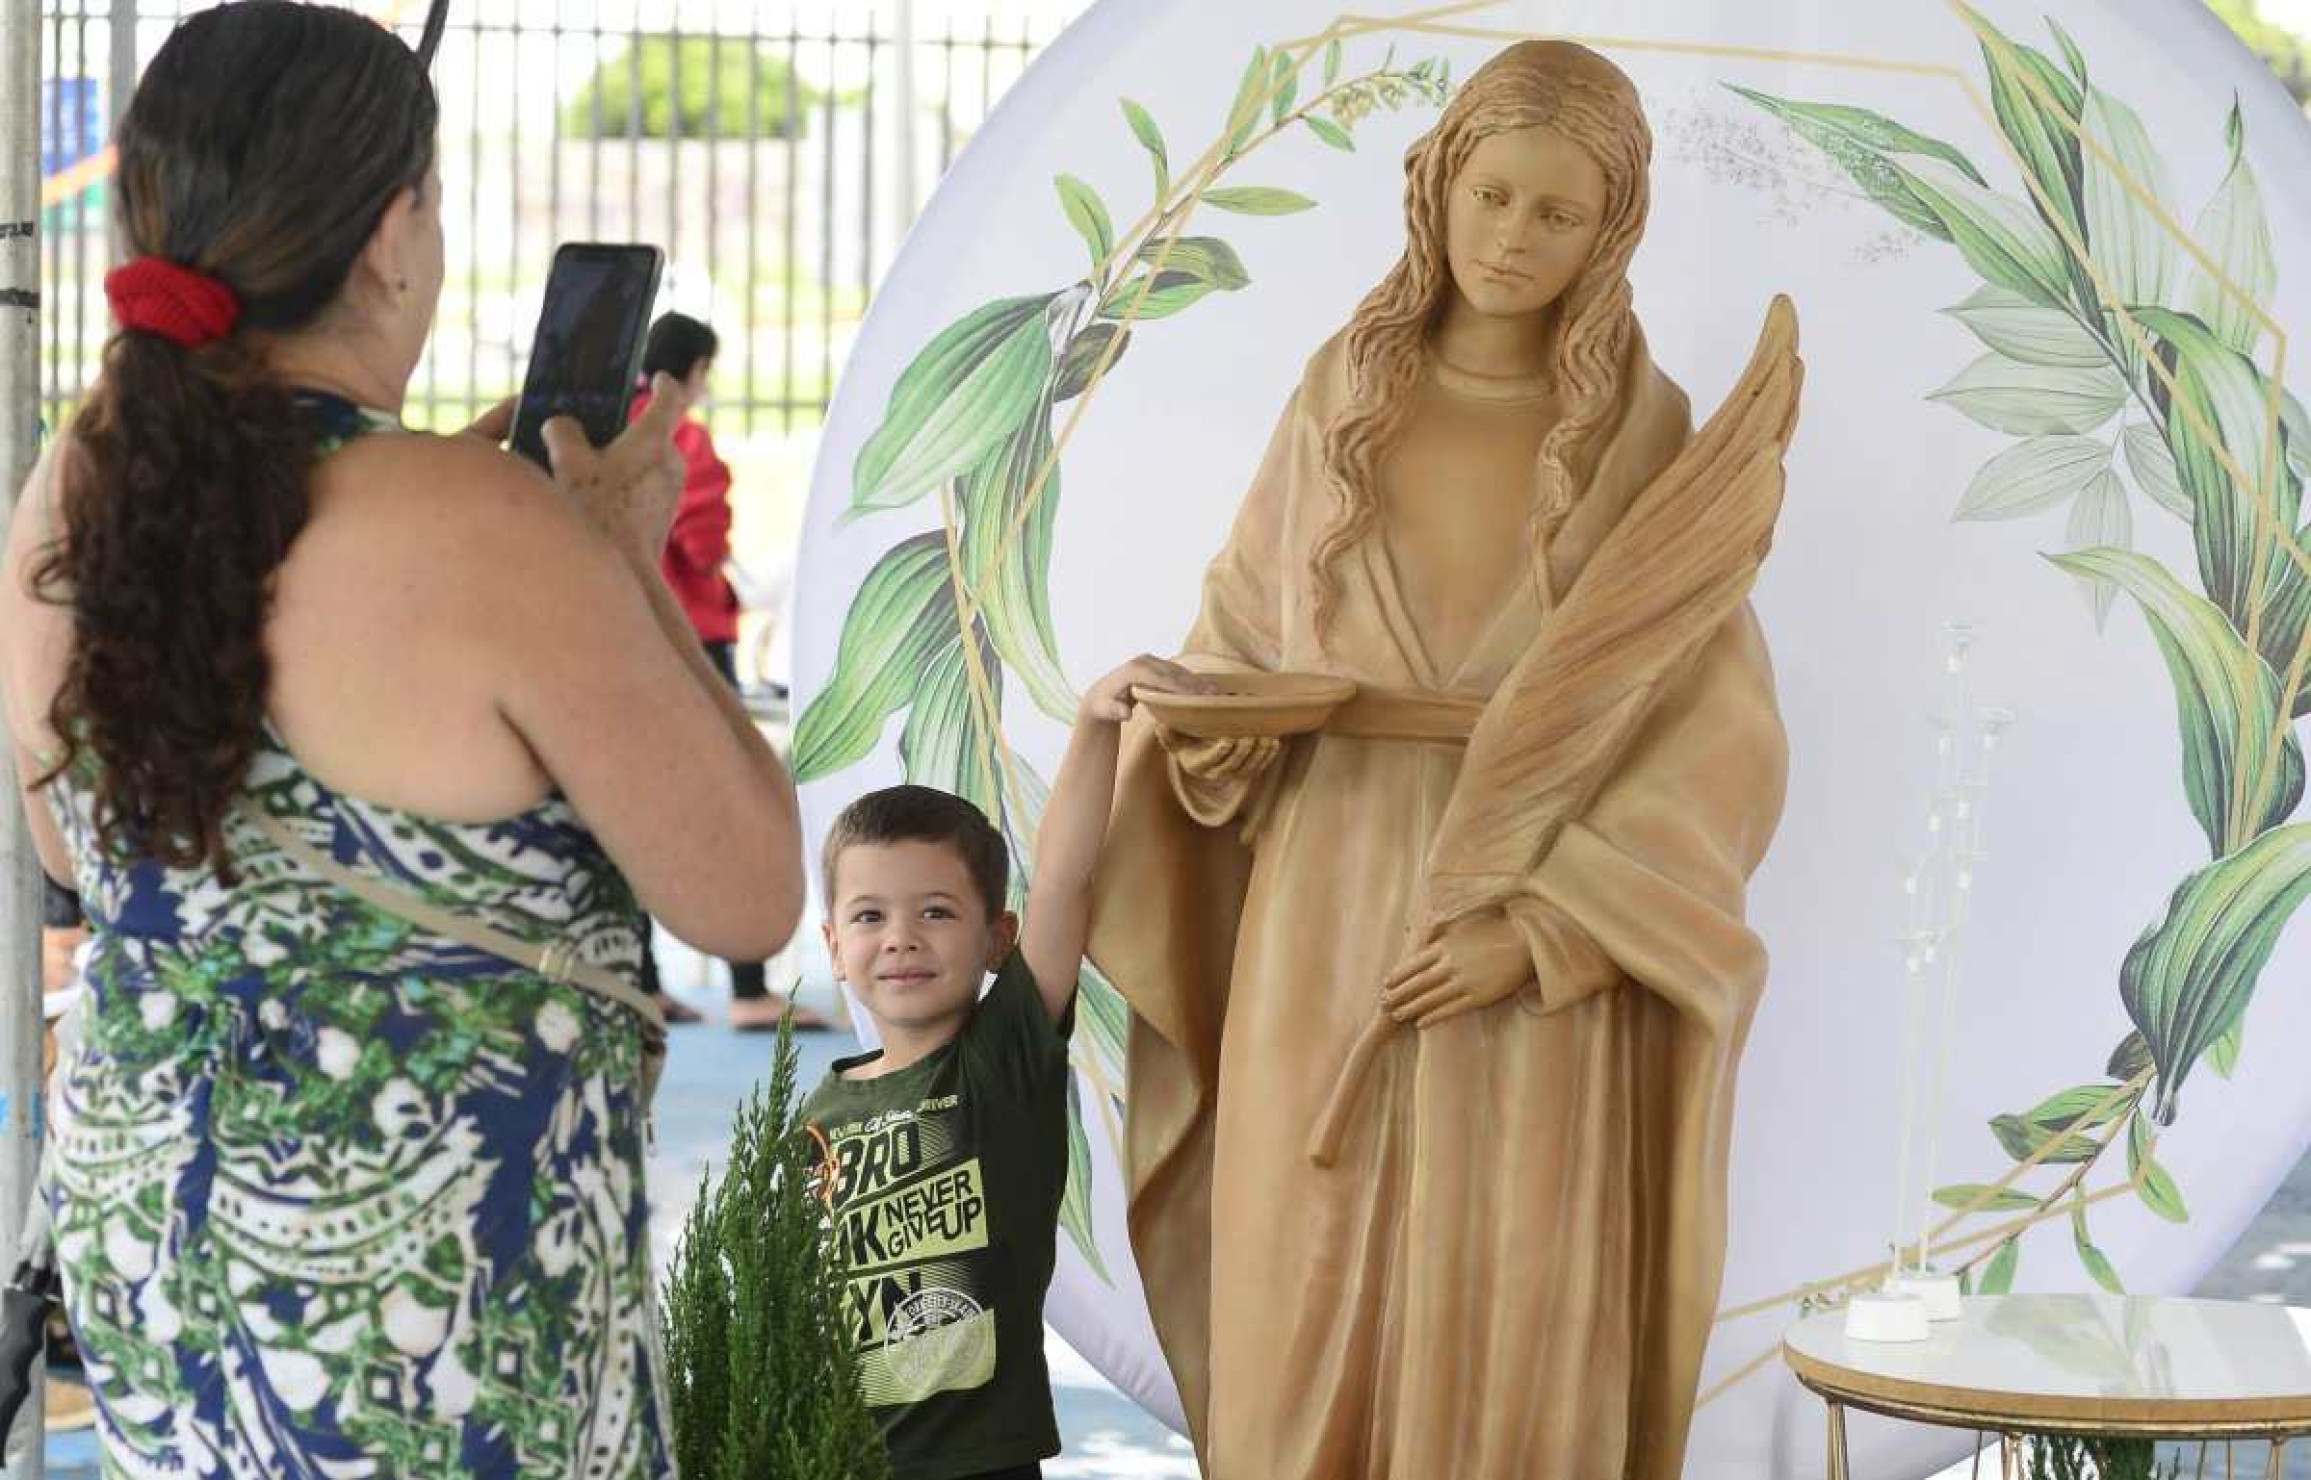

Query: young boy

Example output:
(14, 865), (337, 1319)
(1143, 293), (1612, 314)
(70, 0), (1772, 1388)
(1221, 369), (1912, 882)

(802, 655), (1209, 1480)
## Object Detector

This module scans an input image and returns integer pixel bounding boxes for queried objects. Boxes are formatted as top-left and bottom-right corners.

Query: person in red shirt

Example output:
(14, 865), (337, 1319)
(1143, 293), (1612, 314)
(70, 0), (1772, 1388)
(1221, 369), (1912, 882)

(632, 313), (829, 1031)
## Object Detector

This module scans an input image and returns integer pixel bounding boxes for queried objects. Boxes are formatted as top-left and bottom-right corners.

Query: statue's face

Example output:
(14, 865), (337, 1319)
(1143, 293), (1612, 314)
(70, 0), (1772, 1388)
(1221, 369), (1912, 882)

(1443, 124), (1608, 322)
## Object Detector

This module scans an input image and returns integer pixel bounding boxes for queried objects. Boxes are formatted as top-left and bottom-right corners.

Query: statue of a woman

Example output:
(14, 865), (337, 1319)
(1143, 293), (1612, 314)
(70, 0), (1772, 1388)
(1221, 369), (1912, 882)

(1088, 40), (1801, 1479)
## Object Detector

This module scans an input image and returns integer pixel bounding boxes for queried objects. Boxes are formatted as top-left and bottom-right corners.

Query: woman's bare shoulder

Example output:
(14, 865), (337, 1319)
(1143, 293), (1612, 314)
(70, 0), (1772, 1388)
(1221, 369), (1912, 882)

(309, 429), (609, 572)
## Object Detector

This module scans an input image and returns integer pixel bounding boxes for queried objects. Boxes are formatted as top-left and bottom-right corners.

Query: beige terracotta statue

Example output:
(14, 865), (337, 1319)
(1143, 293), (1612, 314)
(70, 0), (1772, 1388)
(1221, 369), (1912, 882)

(1086, 40), (1802, 1479)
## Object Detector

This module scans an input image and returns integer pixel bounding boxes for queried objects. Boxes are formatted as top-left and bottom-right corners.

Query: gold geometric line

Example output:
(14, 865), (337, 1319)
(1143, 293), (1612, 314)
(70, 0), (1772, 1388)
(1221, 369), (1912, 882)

(1951, 10), (2305, 839)
(1342, 19), (1971, 79)
(1276, 1), (1498, 51)
(1950, 2), (2287, 347)
(1968, 17), (2311, 814)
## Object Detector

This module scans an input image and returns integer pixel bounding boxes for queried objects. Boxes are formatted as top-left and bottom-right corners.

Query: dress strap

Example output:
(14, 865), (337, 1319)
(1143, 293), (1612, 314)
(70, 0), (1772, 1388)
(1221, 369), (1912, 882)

(237, 803), (667, 1101)
(289, 389), (397, 454)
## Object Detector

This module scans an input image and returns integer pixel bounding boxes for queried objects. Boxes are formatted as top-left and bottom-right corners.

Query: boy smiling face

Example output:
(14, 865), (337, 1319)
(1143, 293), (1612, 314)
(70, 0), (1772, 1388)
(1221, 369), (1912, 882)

(824, 839), (1020, 1044)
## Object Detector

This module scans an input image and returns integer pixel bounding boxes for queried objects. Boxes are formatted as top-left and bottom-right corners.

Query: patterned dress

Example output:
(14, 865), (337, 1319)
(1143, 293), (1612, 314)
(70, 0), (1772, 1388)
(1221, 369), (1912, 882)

(44, 405), (672, 1479)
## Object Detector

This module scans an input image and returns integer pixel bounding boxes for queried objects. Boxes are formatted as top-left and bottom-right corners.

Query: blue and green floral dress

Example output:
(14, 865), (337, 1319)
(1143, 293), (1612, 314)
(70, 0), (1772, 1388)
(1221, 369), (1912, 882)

(44, 402), (671, 1478)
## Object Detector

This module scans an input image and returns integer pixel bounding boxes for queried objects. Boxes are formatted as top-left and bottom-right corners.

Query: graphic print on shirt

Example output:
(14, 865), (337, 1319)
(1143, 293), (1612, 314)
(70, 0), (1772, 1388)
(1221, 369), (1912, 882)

(816, 1092), (996, 1406)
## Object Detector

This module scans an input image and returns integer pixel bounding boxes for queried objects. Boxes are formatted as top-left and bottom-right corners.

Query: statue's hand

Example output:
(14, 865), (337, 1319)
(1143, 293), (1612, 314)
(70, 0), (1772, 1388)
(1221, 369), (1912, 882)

(1158, 730), (1283, 785)
(1380, 911), (1531, 1028)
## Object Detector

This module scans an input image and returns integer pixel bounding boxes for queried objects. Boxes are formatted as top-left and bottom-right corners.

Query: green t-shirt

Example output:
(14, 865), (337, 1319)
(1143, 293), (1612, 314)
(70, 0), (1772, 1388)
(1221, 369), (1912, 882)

(799, 952), (1073, 1480)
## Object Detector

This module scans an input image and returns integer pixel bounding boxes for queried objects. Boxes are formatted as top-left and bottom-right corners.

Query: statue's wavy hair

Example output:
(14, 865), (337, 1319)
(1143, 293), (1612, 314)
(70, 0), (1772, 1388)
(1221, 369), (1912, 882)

(1311, 41), (1651, 636)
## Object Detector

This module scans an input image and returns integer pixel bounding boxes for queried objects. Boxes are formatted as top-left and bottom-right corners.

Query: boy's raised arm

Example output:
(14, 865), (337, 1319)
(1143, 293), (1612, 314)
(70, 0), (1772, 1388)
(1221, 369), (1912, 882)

(1020, 655), (1212, 1023)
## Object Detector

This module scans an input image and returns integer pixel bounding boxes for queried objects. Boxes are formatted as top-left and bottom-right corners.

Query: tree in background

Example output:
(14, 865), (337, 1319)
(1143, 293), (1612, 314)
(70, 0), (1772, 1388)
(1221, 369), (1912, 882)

(567, 36), (821, 140)
(2210, 0), (2311, 102)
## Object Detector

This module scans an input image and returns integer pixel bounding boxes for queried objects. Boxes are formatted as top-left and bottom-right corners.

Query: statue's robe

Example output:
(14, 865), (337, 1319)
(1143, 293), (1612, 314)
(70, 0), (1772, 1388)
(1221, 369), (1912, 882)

(1088, 301), (1801, 1479)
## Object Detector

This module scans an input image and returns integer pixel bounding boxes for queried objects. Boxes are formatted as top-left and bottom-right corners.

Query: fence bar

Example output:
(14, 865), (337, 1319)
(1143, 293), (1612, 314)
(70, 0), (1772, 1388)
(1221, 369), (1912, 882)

(665, 7), (680, 271)
(894, 0), (916, 224)
(460, 12), (480, 426)
(0, 0), (49, 1468)
(704, 20), (719, 301)
(505, 10), (521, 413)
(39, 8), (57, 424)
(38, 3), (1071, 433)
(780, 17), (797, 431)
(816, 30), (833, 421)
(859, 29), (875, 308)
(742, 4), (760, 436)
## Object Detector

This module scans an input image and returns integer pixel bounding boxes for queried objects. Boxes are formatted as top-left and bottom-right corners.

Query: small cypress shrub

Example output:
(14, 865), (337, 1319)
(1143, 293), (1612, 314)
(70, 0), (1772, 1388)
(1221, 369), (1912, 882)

(660, 1022), (890, 1479)
(2024, 1436), (2183, 1480)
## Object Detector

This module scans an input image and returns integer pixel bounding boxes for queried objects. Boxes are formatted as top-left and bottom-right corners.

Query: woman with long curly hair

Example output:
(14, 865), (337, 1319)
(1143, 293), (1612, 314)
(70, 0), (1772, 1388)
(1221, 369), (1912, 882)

(1, 4), (800, 1474)
(1090, 41), (1800, 1478)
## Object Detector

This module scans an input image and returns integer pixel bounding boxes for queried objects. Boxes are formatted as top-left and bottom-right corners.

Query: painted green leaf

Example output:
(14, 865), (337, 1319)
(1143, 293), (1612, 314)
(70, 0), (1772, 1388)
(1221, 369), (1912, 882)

(2123, 423), (2193, 521)
(2127, 1113), (2189, 1223)
(2184, 102), (2275, 356)
(2072, 1200), (2125, 1293)
(1899, 157), (2074, 309)
(1954, 434), (2109, 521)
(1055, 174), (1115, 269)
(1201, 186), (1317, 217)
(1053, 322), (1129, 402)
(1075, 956), (1130, 1095)
(1097, 271), (1217, 322)
(1306, 115), (1354, 151)
(1269, 50), (1298, 126)
(1930, 353), (2125, 436)
(1138, 235), (1251, 290)
(1990, 1082), (2131, 1167)
(1120, 98), (1169, 200)
(792, 532), (955, 781)
(2135, 306), (2307, 700)
(2079, 87), (2173, 321)
(2122, 822), (2311, 1124)
(1933, 1184), (2041, 1214)
(2212, 1020), (2243, 1078)
(2106, 1030), (2154, 1081)
(1059, 1076), (1111, 1282)
(1969, 9), (2084, 249)
(1322, 37), (1342, 88)
(2064, 471), (2133, 628)
(1943, 285), (2104, 369)
(1224, 45), (1270, 157)
(959, 396), (1076, 723)
(1724, 84), (1980, 241)
(2048, 17), (2088, 85)
(898, 617), (1003, 818)
(2048, 548), (2304, 854)
(1722, 87), (1983, 181)
(1981, 1236), (2021, 1294)
(2028, 1083), (2132, 1130)
(2281, 389), (2308, 486)
(853, 294), (1057, 512)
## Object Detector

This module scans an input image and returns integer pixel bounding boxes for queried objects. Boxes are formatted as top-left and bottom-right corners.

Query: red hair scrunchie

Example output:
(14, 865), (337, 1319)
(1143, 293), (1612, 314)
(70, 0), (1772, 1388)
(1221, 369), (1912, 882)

(104, 257), (241, 349)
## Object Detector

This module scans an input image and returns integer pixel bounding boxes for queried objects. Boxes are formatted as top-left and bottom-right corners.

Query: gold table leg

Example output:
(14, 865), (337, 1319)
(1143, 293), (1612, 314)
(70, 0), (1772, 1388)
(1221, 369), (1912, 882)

(1825, 1400), (1848, 1480)
(2265, 1436), (2287, 1480)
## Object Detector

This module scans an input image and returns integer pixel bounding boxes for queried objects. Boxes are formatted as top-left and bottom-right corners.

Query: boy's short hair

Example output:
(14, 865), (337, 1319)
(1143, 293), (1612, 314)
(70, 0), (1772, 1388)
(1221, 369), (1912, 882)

(822, 785), (1010, 921)
(642, 312), (719, 382)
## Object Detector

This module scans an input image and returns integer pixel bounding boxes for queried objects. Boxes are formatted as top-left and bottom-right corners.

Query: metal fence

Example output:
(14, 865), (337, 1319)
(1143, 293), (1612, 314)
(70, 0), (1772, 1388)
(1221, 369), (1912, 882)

(36, 0), (1080, 436)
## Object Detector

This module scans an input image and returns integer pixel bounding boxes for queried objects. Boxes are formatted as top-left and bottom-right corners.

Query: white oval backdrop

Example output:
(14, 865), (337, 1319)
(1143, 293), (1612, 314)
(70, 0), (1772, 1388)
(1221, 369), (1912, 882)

(790, 1), (2311, 1472)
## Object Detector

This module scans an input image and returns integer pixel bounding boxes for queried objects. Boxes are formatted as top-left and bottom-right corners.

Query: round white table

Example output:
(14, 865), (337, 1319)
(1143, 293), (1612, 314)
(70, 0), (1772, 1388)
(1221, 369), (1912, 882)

(1784, 1295), (2311, 1478)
